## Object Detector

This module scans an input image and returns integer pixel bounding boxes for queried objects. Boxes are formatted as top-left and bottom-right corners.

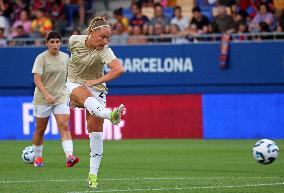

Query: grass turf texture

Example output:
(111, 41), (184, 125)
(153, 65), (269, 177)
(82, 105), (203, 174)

(0, 139), (283, 193)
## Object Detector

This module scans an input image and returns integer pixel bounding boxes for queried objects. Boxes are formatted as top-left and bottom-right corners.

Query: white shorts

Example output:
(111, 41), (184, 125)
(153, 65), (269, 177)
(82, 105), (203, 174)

(33, 102), (70, 118)
(66, 82), (107, 107)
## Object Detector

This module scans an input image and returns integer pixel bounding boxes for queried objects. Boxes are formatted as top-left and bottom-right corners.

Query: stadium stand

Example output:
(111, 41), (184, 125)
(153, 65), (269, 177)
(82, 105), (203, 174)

(0, 0), (283, 46)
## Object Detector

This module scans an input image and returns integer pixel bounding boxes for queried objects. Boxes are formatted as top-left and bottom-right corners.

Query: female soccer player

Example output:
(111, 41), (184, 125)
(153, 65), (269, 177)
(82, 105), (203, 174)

(32, 31), (79, 168)
(66, 16), (125, 188)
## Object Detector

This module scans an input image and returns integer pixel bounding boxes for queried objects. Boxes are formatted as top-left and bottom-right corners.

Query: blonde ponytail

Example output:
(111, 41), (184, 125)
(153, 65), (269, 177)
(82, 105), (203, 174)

(87, 16), (110, 34)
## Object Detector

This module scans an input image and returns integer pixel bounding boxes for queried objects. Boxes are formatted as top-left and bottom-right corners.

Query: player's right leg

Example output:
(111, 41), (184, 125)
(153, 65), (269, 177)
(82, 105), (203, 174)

(110, 104), (125, 125)
(32, 105), (52, 167)
(66, 82), (124, 125)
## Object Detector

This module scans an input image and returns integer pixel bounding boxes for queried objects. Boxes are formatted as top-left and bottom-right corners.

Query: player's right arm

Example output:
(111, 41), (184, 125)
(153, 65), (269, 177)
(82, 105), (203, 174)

(34, 73), (56, 104)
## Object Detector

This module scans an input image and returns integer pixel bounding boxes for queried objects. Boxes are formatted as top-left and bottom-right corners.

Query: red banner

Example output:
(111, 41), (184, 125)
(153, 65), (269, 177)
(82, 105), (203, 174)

(70, 94), (203, 140)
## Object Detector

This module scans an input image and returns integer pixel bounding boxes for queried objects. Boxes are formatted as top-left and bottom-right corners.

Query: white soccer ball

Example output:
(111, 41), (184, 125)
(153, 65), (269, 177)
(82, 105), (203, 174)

(22, 146), (35, 164)
(253, 139), (279, 165)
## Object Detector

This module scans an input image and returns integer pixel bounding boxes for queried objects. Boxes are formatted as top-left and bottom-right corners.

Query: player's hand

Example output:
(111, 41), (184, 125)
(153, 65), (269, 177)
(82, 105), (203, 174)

(44, 94), (56, 105)
(83, 79), (99, 87)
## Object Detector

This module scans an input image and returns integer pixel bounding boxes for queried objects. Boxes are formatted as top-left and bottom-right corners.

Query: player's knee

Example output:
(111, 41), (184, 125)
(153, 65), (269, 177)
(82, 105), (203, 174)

(84, 97), (103, 117)
(71, 86), (92, 107)
(87, 124), (103, 132)
(57, 121), (69, 131)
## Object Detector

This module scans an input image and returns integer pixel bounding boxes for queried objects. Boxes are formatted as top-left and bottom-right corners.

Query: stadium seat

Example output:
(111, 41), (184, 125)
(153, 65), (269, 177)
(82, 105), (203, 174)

(164, 7), (174, 18)
(123, 8), (133, 20)
(201, 6), (213, 20)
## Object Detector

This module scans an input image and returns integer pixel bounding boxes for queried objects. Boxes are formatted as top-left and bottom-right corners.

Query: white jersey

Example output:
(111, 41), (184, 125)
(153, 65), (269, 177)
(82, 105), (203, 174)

(67, 35), (117, 91)
(32, 50), (69, 105)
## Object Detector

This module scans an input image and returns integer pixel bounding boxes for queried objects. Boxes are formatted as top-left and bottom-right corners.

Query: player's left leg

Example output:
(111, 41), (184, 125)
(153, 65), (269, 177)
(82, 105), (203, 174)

(87, 114), (104, 188)
(54, 103), (80, 167)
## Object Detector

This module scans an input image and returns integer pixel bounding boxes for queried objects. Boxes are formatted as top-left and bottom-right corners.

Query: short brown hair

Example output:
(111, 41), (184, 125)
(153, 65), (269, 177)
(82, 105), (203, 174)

(46, 31), (62, 41)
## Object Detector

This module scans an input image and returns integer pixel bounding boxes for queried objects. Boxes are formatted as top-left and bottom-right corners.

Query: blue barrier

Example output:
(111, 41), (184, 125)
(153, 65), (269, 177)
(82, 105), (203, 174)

(203, 93), (284, 139)
(0, 42), (284, 95)
(0, 96), (60, 140)
(1, 94), (284, 139)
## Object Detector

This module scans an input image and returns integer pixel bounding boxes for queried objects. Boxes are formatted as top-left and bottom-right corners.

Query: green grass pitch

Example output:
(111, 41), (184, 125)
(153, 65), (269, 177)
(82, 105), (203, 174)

(0, 139), (283, 193)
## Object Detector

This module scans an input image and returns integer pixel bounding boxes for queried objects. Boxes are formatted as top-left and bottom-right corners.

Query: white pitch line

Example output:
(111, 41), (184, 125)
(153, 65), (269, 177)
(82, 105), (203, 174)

(68, 182), (284, 193)
(0, 179), (86, 184)
(0, 176), (281, 184)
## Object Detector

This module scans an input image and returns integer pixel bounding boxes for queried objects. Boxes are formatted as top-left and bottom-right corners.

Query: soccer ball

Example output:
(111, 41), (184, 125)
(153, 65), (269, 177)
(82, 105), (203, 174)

(22, 146), (35, 164)
(253, 139), (279, 165)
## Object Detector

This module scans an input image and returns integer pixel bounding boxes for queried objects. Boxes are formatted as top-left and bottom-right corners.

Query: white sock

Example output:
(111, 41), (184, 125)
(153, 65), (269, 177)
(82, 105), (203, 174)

(89, 132), (103, 175)
(84, 97), (111, 119)
(62, 139), (73, 158)
(33, 144), (43, 158)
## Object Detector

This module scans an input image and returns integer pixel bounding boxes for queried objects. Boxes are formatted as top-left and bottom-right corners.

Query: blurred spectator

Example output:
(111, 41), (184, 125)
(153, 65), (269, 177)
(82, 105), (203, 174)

(14, 25), (29, 38)
(149, 3), (171, 35)
(234, 21), (248, 41)
(186, 24), (200, 42)
(258, 21), (273, 39)
(110, 21), (129, 44)
(10, 0), (27, 21)
(64, 0), (85, 30)
(46, 0), (64, 21)
(276, 10), (284, 32)
(0, 26), (7, 46)
(112, 7), (129, 33)
(31, 8), (53, 37)
(129, 3), (149, 35)
(211, 5), (236, 33)
(128, 25), (147, 44)
(276, 9), (284, 39)
(229, 3), (248, 32)
(170, 6), (189, 32)
(149, 23), (171, 42)
(71, 28), (80, 35)
(10, 9), (31, 38)
(169, 23), (189, 44)
(249, 3), (274, 32)
(273, 0), (284, 17)
(9, 25), (30, 46)
(230, 2), (248, 21)
(190, 6), (210, 33)
(46, 0), (67, 33)
(259, 20), (270, 32)
(30, 0), (46, 10)
(29, 0), (46, 18)
(0, 0), (14, 19)
(0, 0), (11, 36)
(0, 15), (9, 36)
